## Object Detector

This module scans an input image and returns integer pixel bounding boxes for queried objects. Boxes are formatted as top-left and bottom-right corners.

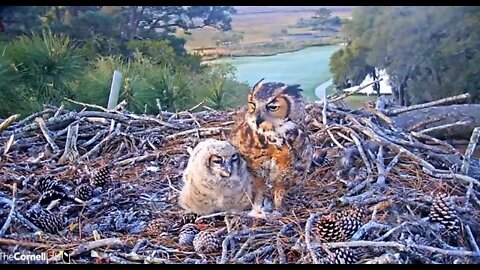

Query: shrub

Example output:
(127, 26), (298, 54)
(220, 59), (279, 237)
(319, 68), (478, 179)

(0, 55), (30, 116)
(198, 63), (249, 109)
(74, 52), (197, 113)
(3, 30), (85, 106)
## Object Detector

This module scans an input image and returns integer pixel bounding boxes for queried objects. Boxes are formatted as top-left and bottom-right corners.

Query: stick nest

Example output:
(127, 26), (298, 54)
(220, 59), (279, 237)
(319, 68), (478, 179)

(0, 100), (479, 264)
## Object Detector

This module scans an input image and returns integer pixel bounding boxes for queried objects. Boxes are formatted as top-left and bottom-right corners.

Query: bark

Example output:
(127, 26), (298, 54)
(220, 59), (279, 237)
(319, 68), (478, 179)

(393, 104), (480, 140)
(54, 6), (62, 22)
(398, 84), (406, 106)
(127, 6), (140, 40)
(372, 70), (380, 96)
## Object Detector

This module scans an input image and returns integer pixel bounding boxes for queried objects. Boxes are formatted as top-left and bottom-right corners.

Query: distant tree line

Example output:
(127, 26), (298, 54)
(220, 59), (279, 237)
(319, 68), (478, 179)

(0, 6), (249, 118)
(329, 6), (480, 106)
(297, 8), (343, 33)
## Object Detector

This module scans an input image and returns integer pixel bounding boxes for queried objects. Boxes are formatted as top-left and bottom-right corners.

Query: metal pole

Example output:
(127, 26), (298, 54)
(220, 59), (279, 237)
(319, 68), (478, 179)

(107, 70), (123, 110)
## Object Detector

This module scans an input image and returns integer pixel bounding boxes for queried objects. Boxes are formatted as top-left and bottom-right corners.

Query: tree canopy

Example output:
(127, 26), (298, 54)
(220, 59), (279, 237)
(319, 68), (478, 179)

(329, 6), (480, 105)
(0, 6), (236, 56)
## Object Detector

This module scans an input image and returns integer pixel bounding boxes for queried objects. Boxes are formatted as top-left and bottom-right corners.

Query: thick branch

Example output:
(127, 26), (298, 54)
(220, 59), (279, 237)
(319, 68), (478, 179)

(386, 93), (471, 116)
(58, 124), (80, 164)
(0, 114), (20, 133)
(461, 127), (480, 174)
(35, 117), (60, 153)
(329, 79), (383, 103)
(315, 240), (480, 257)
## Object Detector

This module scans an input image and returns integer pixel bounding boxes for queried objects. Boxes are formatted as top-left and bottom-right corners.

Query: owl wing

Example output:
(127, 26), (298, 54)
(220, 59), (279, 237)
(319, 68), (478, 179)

(284, 124), (313, 176)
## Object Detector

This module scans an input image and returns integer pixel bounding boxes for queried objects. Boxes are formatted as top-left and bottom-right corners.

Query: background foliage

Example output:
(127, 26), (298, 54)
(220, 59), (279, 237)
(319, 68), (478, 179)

(0, 6), (249, 118)
(329, 6), (480, 106)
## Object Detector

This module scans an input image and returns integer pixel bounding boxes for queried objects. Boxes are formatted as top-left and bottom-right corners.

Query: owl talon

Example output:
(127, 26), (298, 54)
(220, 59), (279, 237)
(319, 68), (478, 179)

(247, 205), (267, 220)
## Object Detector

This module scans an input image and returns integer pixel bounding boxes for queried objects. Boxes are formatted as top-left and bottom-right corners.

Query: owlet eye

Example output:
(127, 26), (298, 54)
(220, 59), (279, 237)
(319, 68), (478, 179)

(267, 104), (280, 112)
(231, 154), (239, 162)
(211, 156), (223, 164)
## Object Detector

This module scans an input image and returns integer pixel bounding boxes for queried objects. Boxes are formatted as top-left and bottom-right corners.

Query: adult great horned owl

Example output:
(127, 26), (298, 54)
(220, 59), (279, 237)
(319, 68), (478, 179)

(230, 79), (313, 214)
(178, 138), (254, 215)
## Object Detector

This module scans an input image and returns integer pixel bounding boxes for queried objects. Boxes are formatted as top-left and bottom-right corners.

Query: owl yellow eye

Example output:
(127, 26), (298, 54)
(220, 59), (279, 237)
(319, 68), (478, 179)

(267, 104), (280, 112)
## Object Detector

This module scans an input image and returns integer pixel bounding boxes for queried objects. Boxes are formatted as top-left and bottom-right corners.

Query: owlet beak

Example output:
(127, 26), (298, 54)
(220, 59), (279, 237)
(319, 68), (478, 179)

(220, 169), (231, 178)
(220, 162), (233, 177)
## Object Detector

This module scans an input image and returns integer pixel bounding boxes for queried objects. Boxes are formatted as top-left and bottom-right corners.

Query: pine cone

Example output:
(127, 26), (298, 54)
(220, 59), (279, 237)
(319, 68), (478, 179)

(90, 167), (111, 187)
(25, 208), (65, 234)
(35, 175), (67, 193)
(192, 231), (220, 254)
(178, 224), (200, 247)
(145, 218), (167, 235)
(181, 213), (198, 225)
(38, 189), (69, 205)
(75, 184), (94, 201)
(337, 217), (362, 240)
(225, 215), (245, 231)
(320, 248), (358, 264)
(342, 205), (368, 222)
(315, 215), (344, 242)
(34, 176), (71, 205)
(34, 175), (58, 193)
(428, 194), (460, 235)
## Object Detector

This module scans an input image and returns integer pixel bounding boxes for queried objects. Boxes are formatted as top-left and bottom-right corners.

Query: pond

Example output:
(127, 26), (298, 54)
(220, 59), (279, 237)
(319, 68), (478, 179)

(215, 44), (342, 101)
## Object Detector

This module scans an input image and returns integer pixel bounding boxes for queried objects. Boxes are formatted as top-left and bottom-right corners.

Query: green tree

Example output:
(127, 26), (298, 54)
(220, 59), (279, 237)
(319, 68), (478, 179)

(0, 6), (50, 40)
(313, 8), (332, 24)
(119, 6), (236, 40)
(0, 6), (241, 117)
(329, 6), (480, 105)
(1, 6), (237, 57)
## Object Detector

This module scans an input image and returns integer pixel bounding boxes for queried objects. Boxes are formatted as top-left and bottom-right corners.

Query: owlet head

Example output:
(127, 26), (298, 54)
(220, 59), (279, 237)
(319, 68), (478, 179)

(245, 78), (305, 134)
(191, 139), (243, 179)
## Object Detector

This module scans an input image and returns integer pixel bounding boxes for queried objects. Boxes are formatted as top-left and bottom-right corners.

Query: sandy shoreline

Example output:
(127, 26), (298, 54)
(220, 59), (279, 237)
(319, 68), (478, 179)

(201, 43), (343, 66)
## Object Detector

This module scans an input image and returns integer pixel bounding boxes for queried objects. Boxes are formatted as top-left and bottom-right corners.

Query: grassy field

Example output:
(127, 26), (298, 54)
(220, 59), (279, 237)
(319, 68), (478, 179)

(343, 95), (377, 109)
(180, 6), (353, 51)
(327, 84), (378, 109)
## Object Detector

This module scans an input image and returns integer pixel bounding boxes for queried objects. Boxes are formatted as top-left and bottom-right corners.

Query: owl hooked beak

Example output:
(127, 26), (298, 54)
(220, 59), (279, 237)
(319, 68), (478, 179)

(255, 115), (265, 127)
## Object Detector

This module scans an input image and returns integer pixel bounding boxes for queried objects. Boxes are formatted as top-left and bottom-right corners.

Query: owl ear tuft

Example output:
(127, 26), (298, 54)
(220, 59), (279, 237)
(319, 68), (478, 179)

(250, 78), (265, 93)
(281, 84), (303, 98)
